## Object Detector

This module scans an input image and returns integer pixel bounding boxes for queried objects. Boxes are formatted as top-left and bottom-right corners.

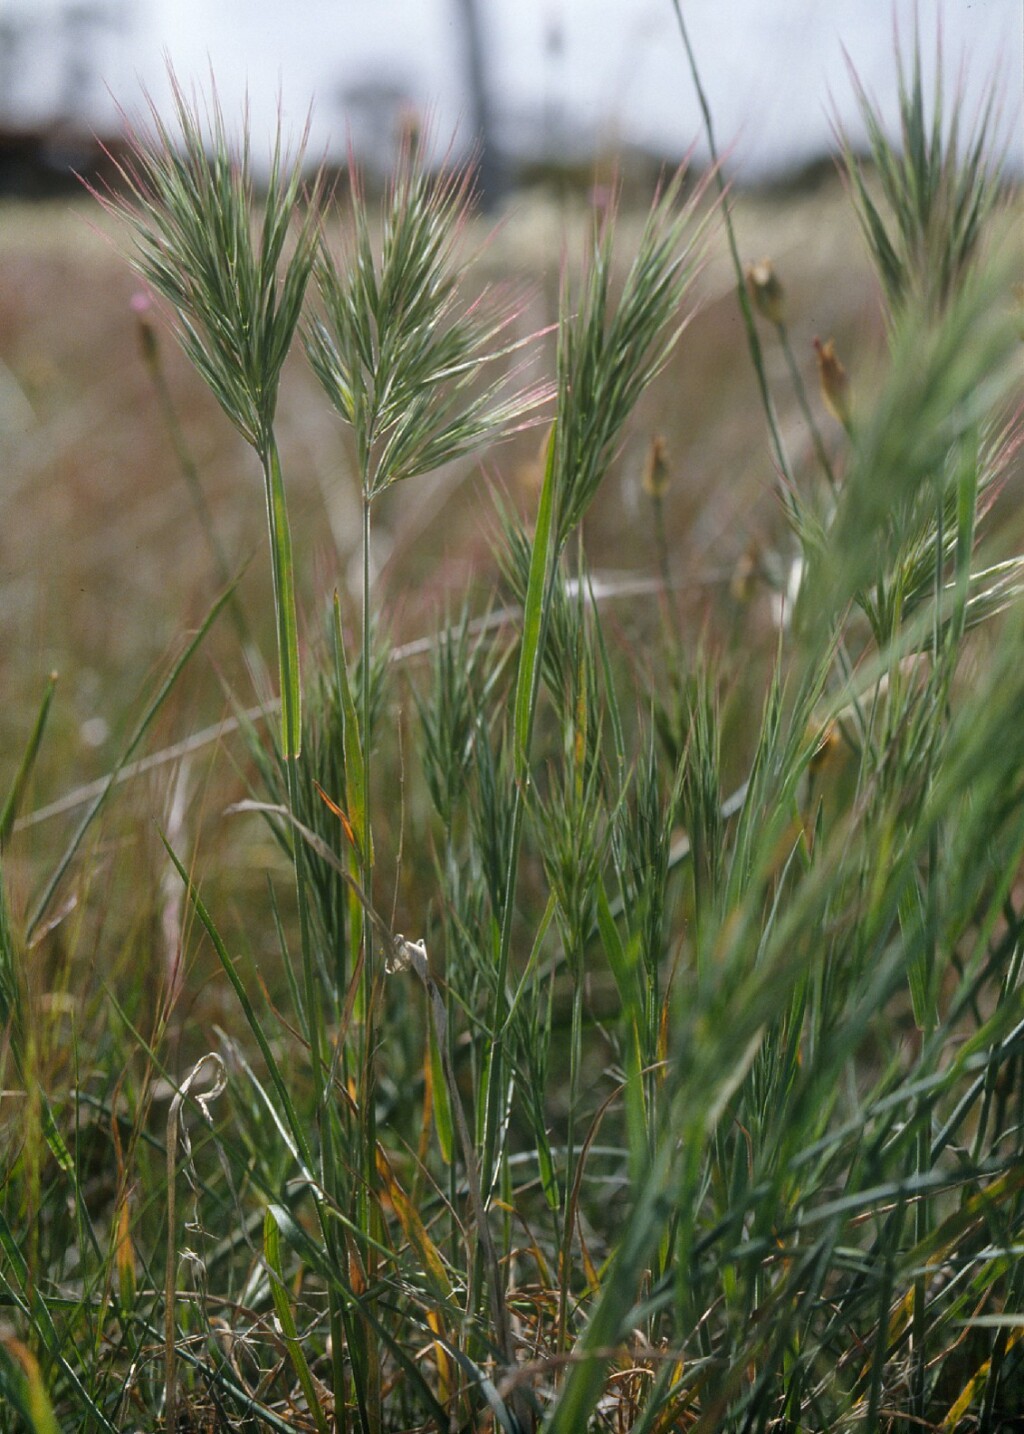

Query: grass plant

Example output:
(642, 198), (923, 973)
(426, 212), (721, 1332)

(2, 22), (1024, 1434)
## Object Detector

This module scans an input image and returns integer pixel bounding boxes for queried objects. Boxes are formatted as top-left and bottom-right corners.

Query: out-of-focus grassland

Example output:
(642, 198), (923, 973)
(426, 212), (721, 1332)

(1, 172), (1019, 1042)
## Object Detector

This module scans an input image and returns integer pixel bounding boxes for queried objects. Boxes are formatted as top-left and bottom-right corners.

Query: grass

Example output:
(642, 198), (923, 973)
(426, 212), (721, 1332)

(2, 23), (1024, 1434)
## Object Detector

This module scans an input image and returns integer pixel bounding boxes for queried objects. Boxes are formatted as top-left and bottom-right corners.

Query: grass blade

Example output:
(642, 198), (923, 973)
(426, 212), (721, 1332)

(0, 672), (57, 850)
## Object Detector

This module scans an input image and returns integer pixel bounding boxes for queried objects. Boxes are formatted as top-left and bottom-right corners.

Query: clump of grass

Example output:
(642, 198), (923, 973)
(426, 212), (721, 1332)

(3, 23), (1024, 1434)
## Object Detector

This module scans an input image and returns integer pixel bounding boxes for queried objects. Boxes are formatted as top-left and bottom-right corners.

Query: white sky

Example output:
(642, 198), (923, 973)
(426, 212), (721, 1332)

(1, 0), (1021, 178)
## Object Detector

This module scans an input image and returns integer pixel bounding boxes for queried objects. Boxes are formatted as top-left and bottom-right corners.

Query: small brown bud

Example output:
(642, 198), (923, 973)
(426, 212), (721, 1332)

(130, 291), (159, 368)
(729, 541), (760, 603)
(642, 434), (671, 500)
(813, 336), (851, 428)
(746, 258), (785, 327)
(136, 319), (158, 367)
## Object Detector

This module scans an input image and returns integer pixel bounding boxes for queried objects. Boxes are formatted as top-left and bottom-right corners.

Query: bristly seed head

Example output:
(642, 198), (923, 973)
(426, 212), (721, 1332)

(551, 163), (712, 552)
(97, 67), (323, 458)
(838, 32), (1005, 321)
(307, 138), (552, 499)
(96, 67), (323, 758)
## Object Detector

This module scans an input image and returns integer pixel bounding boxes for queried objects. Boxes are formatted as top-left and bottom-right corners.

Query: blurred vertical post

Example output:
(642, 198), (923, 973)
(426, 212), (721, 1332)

(452, 0), (504, 209)
(61, 3), (123, 119)
(0, 17), (26, 125)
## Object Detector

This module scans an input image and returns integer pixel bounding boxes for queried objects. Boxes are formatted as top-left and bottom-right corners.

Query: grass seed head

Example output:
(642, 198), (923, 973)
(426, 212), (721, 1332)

(308, 141), (551, 497)
(101, 69), (322, 456)
(552, 165), (711, 551)
(839, 30), (1005, 320)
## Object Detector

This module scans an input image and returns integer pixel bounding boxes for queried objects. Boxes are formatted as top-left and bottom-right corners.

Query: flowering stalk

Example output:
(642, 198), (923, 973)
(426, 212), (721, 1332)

(99, 72), (321, 760)
(307, 139), (551, 1375)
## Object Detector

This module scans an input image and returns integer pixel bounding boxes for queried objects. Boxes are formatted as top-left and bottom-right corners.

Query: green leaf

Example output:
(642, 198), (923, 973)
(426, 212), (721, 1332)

(428, 1003), (454, 1165)
(0, 1338), (61, 1434)
(0, 671), (56, 849)
(596, 877), (637, 1010)
(513, 425), (558, 775)
(264, 1209), (330, 1434)
(331, 593), (370, 866)
(264, 440), (302, 760)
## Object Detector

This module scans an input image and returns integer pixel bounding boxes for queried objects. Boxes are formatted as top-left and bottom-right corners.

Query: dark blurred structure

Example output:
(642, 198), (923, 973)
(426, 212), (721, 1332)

(332, 0), (506, 206)
(452, 0), (504, 208)
(0, 0), (127, 195)
(0, 125), (118, 197)
(333, 75), (416, 177)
